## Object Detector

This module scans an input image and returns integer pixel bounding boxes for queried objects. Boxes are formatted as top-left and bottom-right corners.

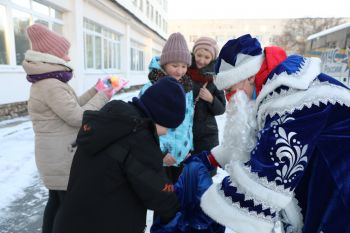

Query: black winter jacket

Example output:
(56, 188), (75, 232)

(53, 100), (179, 233)
(187, 63), (226, 154)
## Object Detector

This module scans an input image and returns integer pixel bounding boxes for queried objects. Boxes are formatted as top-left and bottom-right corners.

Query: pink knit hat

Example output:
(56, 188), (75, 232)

(193, 37), (219, 60)
(160, 32), (191, 66)
(26, 23), (71, 61)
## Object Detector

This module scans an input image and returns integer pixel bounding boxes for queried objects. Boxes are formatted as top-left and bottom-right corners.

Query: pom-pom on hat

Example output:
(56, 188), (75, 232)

(134, 77), (186, 128)
(193, 36), (219, 60)
(26, 23), (71, 61)
(160, 32), (191, 66)
(214, 34), (264, 90)
(255, 46), (287, 96)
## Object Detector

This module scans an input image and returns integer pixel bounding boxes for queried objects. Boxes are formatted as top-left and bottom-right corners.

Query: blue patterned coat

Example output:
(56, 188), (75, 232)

(201, 55), (350, 233)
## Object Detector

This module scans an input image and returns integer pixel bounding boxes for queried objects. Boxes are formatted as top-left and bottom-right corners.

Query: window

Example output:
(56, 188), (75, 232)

(130, 41), (145, 71)
(163, 19), (167, 33)
(12, 10), (31, 65)
(83, 18), (121, 71)
(146, 1), (149, 17)
(0, 5), (10, 65)
(155, 11), (158, 25)
(11, 0), (30, 8)
(1, 0), (64, 66)
(32, 1), (50, 16)
(326, 41), (336, 48)
(150, 5), (154, 21)
(163, 0), (168, 11)
(139, 0), (143, 11)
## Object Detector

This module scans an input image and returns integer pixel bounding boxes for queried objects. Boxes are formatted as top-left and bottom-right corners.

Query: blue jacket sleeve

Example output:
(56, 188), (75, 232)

(151, 157), (225, 233)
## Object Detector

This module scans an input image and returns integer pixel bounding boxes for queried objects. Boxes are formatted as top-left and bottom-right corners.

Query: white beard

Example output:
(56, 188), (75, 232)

(220, 90), (257, 166)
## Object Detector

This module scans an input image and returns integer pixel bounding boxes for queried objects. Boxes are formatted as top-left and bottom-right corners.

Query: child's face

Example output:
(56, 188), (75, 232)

(155, 124), (168, 136)
(194, 48), (213, 69)
(163, 62), (188, 80)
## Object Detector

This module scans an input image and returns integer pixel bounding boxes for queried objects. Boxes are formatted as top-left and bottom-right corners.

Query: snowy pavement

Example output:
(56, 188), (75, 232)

(0, 90), (231, 233)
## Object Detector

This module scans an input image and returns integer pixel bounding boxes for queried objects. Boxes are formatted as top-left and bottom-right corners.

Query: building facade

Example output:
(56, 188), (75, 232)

(168, 18), (288, 50)
(0, 0), (168, 109)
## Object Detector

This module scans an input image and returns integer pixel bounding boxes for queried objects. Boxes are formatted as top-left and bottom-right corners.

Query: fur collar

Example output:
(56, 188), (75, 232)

(148, 69), (192, 93)
(24, 50), (73, 70)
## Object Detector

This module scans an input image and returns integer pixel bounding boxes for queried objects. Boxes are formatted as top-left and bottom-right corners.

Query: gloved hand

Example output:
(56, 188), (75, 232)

(94, 79), (113, 99)
(100, 87), (114, 99)
(95, 79), (106, 91)
(95, 76), (128, 99)
(184, 151), (216, 172)
(103, 75), (129, 93)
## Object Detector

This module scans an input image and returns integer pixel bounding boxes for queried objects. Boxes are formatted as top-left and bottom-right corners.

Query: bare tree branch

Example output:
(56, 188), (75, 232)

(274, 18), (345, 54)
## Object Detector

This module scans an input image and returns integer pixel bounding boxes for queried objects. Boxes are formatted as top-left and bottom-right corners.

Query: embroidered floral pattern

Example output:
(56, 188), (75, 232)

(269, 117), (308, 188)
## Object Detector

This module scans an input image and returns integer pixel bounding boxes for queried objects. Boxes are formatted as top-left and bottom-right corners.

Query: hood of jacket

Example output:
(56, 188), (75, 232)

(76, 100), (155, 156)
(148, 68), (192, 93)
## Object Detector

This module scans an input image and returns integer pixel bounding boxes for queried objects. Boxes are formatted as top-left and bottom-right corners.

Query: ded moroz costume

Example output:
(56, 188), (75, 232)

(197, 34), (350, 233)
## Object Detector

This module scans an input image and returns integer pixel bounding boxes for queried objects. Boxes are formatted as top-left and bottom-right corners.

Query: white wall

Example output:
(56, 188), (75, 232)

(0, 72), (31, 104)
(0, 0), (167, 104)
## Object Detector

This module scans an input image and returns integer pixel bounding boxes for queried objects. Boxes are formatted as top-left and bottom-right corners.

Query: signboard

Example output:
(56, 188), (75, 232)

(306, 48), (349, 85)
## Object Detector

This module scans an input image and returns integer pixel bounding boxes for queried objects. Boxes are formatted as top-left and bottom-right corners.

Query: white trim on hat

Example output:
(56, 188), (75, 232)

(257, 79), (350, 130)
(214, 53), (264, 90)
(25, 50), (73, 70)
(256, 57), (321, 109)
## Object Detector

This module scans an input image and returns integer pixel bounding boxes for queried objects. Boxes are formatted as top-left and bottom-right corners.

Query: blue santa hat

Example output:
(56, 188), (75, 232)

(214, 34), (265, 90)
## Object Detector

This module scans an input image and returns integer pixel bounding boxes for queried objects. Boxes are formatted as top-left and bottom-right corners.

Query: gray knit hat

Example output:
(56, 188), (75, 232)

(160, 32), (191, 66)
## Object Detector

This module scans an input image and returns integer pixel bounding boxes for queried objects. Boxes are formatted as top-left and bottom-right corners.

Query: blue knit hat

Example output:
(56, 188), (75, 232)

(134, 77), (186, 128)
(214, 34), (264, 90)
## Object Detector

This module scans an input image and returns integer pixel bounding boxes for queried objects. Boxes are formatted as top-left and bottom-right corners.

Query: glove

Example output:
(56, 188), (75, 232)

(102, 75), (129, 93)
(184, 151), (215, 171)
(100, 87), (114, 99)
(95, 79), (106, 91)
(95, 76), (128, 97)
(94, 79), (113, 99)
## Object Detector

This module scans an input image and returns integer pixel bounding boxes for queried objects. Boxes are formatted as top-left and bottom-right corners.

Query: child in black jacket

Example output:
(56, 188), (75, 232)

(187, 37), (226, 155)
(53, 77), (186, 233)
(187, 37), (226, 177)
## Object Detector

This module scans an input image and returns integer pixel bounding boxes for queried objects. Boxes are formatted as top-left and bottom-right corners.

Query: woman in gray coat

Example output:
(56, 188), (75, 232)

(23, 23), (111, 233)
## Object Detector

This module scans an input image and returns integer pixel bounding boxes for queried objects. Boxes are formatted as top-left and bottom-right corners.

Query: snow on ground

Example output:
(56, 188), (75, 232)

(0, 90), (231, 232)
(0, 117), (36, 215)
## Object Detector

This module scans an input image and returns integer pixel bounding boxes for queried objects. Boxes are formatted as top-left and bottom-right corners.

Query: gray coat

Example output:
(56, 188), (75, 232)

(27, 70), (108, 190)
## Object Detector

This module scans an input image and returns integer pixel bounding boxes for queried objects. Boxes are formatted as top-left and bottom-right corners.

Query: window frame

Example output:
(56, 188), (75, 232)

(0, 0), (64, 69)
(83, 18), (122, 72)
(130, 41), (145, 72)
